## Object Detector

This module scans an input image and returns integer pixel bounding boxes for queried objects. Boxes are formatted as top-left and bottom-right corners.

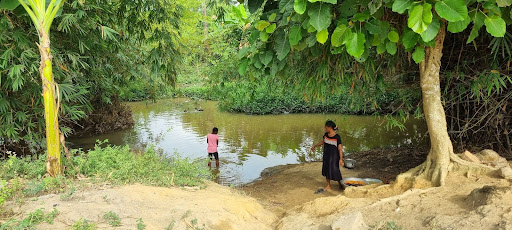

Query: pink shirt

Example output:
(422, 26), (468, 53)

(207, 134), (219, 153)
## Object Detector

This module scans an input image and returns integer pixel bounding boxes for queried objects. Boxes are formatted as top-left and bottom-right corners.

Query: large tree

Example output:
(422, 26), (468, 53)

(239, 0), (509, 186)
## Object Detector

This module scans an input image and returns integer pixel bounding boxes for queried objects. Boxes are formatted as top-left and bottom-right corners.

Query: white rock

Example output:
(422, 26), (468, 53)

(460, 151), (481, 164)
(331, 212), (369, 230)
(499, 167), (512, 180)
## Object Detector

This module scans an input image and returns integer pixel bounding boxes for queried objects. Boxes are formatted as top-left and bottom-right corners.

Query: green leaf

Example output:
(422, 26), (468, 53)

(255, 21), (271, 31)
(306, 34), (317, 47)
(308, 2), (333, 31)
(366, 19), (382, 35)
(253, 57), (263, 69)
(269, 13), (277, 21)
(412, 46), (425, 63)
(354, 13), (370, 22)
(420, 17), (440, 42)
(238, 47), (250, 59)
(386, 41), (397, 55)
(0, 0), (20, 10)
(339, 0), (358, 17)
(484, 16), (506, 37)
(435, 0), (468, 22)
(316, 29), (329, 44)
(289, 25), (303, 46)
(309, 0), (338, 2)
(266, 23), (277, 33)
(392, 0), (413, 14)
(260, 51), (274, 66)
(295, 42), (308, 51)
(402, 29), (420, 49)
(447, 15), (471, 33)
(308, 25), (317, 32)
(294, 0), (307, 14)
(408, 4), (433, 34)
(346, 32), (366, 58)
(260, 31), (269, 42)
(238, 58), (249, 75)
(467, 11), (485, 43)
(275, 31), (291, 60)
(369, 0), (383, 15)
(388, 31), (399, 42)
(377, 43), (387, 54)
(496, 0), (512, 7)
(331, 24), (352, 47)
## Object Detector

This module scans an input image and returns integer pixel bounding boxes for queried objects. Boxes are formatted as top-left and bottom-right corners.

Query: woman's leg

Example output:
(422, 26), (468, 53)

(325, 177), (332, 190)
(337, 181), (345, 191)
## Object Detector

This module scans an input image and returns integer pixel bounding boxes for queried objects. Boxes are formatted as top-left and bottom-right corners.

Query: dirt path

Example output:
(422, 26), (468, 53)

(244, 148), (512, 230)
(5, 183), (276, 230)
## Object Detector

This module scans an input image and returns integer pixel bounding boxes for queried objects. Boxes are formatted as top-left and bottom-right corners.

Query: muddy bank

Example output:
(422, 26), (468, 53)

(243, 146), (429, 216)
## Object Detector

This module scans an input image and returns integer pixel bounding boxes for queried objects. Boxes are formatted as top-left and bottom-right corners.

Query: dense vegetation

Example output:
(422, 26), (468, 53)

(0, 0), (511, 196)
(0, 0), (185, 155)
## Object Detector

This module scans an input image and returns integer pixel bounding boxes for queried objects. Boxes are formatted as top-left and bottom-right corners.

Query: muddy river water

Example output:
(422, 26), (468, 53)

(69, 98), (428, 185)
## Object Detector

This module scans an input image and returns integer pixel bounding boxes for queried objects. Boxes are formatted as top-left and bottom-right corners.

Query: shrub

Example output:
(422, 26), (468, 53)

(76, 144), (211, 187)
(103, 211), (121, 227)
(72, 219), (97, 230)
(0, 208), (58, 229)
(0, 154), (46, 180)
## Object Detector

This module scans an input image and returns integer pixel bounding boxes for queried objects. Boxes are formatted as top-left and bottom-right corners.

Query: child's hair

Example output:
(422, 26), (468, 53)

(212, 127), (218, 134)
(325, 120), (338, 131)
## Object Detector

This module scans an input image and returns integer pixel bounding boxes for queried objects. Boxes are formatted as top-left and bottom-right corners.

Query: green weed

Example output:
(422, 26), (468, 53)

(103, 211), (121, 227)
(0, 208), (58, 229)
(136, 218), (146, 230)
(372, 221), (403, 230)
(76, 143), (211, 187)
(72, 218), (97, 230)
(165, 220), (176, 230)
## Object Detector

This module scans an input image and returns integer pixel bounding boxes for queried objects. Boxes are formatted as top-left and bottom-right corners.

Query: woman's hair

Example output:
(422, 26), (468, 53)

(325, 120), (338, 131)
(212, 127), (218, 134)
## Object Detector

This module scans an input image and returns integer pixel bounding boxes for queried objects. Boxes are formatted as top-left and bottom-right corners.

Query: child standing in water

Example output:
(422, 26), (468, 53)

(207, 127), (220, 168)
(311, 120), (344, 193)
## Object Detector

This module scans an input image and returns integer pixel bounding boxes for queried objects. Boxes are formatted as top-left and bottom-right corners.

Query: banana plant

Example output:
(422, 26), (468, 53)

(1, 0), (65, 176)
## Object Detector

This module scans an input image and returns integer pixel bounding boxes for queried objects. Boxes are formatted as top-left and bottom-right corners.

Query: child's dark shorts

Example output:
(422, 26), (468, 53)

(208, 152), (219, 160)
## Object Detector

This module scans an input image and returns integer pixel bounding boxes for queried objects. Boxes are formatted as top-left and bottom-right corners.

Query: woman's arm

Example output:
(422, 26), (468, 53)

(310, 139), (324, 151)
(338, 144), (344, 166)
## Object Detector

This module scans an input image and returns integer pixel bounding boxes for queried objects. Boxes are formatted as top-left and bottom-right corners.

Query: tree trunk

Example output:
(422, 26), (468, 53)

(418, 22), (452, 186)
(39, 32), (62, 176)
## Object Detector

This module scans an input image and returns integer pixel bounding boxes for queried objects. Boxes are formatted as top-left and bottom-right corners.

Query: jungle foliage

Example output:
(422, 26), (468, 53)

(0, 0), (184, 155)
(231, 0), (512, 160)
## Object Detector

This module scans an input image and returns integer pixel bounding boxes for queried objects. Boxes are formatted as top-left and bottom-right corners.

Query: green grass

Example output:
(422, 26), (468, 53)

(0, 208), (58, 229)
(136, 218), (146, 230)
(103, 211), (121, 227)
(72, 219), (97, 230)
(0, 142), (212, 225)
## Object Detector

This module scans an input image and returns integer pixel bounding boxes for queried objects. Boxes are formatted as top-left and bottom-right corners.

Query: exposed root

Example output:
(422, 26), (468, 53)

(391, 153), (499, 192)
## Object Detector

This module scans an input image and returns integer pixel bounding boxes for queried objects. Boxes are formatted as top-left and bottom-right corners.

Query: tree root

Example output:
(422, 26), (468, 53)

(391, 152), (498, 192)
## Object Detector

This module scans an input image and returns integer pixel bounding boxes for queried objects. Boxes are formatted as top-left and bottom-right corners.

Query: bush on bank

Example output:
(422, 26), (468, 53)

(0, 143), (211, 210)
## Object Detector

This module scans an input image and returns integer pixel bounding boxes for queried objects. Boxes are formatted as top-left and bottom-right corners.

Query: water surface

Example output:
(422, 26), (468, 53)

(69, 98), (427, 185)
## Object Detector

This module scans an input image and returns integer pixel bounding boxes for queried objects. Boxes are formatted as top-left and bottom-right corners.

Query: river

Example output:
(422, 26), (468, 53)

(69, 98), (427, 185)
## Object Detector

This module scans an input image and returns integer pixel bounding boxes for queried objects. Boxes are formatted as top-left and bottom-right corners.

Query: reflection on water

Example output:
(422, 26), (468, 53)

(69, 98), (427, 185)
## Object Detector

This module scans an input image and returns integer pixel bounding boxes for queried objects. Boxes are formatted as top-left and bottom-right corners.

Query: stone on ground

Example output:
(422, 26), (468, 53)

(499, 167), (512, 180)
(331, 211), (369, 230)
(460, 150), (481, 164)
(475, 149), (509, 168)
